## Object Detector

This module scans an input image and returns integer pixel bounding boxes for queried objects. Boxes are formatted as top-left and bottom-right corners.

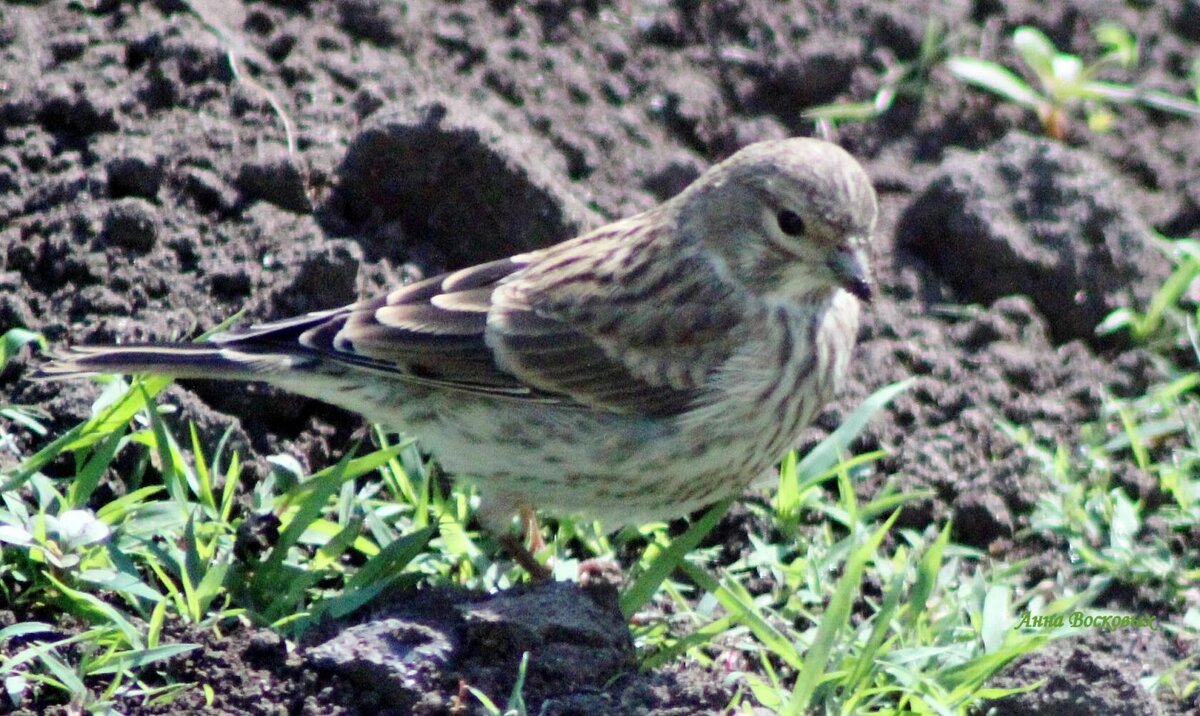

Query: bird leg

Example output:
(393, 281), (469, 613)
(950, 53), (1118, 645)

(498, 534), (550, 581)
(495, 505), (551, 581)
(520, 505), (546, 554)
(479, 498), (550, 580)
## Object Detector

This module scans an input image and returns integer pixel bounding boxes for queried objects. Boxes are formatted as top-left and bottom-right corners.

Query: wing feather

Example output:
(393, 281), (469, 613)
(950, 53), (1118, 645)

(206, 222), (747, 416)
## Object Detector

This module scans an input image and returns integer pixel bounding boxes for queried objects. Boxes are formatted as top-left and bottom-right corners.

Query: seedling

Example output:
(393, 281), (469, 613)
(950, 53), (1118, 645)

(803, 18), (947, 130)
(948, 23), (1200, 139)
(1097, 237), (1200, 345)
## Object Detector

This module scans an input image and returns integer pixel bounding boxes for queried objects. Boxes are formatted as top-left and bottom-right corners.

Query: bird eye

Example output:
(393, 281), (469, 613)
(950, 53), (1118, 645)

(776, 210), (806, 237)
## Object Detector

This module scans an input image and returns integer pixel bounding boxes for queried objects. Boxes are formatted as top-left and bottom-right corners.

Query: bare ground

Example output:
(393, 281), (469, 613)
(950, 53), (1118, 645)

(1, 0), (1198, 713)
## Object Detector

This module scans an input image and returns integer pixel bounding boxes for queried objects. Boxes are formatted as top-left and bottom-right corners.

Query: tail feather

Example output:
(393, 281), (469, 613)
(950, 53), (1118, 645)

(34, 344), (309, 382)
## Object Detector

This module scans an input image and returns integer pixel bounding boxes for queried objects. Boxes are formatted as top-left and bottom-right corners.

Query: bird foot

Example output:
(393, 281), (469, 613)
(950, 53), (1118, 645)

(499, 533), (552, 582)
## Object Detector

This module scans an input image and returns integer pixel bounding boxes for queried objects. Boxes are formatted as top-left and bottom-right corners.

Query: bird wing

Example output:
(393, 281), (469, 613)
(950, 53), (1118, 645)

(215, 221), (748, 417)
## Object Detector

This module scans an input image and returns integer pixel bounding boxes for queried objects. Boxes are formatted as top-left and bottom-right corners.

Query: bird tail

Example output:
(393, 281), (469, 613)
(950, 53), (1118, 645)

(34, 344), (309, 382)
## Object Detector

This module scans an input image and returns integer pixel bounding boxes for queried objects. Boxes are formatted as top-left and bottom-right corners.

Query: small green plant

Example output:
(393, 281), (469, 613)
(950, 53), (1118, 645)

(0, 371), (441, 708)
(803, 18), (947, 130)
(1005, 372), (1200, 606)
(468, 652), (530, 716)
(1097, 237), (1200, 346)
(0, 328), (46, 372)
(948, 23), (1200, 139)
(0, 508), (110, 570)
(623, 381), (1066, 713)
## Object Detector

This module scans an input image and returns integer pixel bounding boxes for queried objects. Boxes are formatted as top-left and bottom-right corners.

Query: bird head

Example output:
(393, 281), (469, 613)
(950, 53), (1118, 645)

(677, 138), (877, 304)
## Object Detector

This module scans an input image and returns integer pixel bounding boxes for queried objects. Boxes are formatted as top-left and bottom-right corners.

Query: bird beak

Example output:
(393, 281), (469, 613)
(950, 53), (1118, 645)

(828, 244), (872, 302)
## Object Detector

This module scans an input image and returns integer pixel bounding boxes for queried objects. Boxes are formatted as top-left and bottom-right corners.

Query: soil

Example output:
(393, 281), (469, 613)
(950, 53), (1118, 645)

(1, 0), (1198, 714)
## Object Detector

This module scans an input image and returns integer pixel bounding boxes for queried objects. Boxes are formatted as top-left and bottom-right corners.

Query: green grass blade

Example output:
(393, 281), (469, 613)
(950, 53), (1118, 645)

(220, 451), (241, 523)
(33, 648), (87, 697)
(844, 559), (909, 687)
(905, 522), (951, 628)
(189, 423), (217, 511)
(139, 385), (191, 504)
(796, 379), (912, 481)
(788, 509), (900, 713)
(620, 497), (732, 619)
(87, 643), (200, 675)
(147, 600), (167, 648)
(946, 56), (1046, 111)
(45, 575), (144, 649)
(344, 526), (434, 593)
(0, 622), (55, 641)
(67, 426), (127, 507)
(638, 615), (737, 671)
(255, 458), (354, 586)
(679, 561), (804, 670)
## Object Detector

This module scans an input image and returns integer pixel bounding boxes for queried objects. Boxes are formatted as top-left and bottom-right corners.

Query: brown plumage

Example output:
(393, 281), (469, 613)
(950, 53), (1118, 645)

(41, 137), (878, 577)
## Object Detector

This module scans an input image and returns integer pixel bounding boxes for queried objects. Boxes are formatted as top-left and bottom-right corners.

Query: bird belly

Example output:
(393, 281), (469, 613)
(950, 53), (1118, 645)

(415, 398), (758, 528)
(270, 371), (746, 526)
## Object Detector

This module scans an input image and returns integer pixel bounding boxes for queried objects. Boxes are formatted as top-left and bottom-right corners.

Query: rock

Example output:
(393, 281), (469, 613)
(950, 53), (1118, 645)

(105, 152), (165, 200)
(330, 99), (594, 267)
(897, 132), (1172, 345)
(307, 582), (634, 712)
(236, 152), (311, 214)
(101, 197), (159, 253)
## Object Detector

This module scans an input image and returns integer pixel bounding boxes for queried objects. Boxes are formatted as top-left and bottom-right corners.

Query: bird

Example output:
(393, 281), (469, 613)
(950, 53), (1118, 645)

(39, 137), (877, 579)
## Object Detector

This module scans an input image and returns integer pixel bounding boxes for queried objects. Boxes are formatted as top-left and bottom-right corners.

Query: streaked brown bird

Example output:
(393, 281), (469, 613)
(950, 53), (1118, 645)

(41, 138), (877, 578)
